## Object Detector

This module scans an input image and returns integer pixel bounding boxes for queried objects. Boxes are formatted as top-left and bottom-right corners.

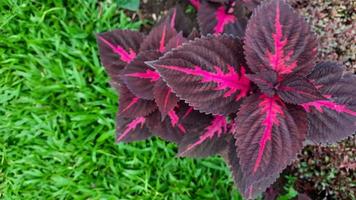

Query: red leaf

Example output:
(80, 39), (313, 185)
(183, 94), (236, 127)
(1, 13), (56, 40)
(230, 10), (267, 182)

(233, 94), (307, 194)
(118, 83), (157, 118)
(303, 62), (356, 144)
(122, 51), (161, 100)
(178, 115), (229, 157)
(97, 30), (144, 77)
(151, 35), (251, 115)
(244, 0), (317, 77)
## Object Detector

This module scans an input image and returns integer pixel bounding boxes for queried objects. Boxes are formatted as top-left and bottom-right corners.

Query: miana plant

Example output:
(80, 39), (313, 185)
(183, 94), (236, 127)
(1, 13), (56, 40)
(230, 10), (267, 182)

(96, 0), (356, 199)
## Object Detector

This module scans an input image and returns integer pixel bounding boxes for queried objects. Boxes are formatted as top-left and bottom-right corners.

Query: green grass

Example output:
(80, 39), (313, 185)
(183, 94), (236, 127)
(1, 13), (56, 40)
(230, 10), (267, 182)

(0, 0), (243, 199)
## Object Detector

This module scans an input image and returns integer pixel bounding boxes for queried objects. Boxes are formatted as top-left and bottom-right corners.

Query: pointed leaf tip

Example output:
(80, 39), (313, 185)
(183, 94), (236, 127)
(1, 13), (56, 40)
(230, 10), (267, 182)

(233, 94), (307, 196)
(244, 0), (317, 77)
(97, 30), (144, 76)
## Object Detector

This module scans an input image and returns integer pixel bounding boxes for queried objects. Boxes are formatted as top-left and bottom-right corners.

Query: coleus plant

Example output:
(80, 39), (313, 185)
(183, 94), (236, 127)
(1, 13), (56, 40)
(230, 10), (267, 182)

(96, 0), (356, 199)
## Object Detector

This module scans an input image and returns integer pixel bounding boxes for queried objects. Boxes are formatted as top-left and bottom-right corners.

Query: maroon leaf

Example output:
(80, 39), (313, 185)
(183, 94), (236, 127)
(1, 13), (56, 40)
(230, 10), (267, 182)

(302, 62), (356, 144)
(140, 16), (178, 53)
(165, 6), (193, 37)
(277, 75), (325, 104)
(153, 79), (179, 119)
(122, 51), (161, 100)
(147, 103), (194, 143)
(178, 115), (229, 157)
(118, 83), (157, 118)
(151, 34), (251, 115)
(223, 138), (282, 199)
(238, 0), (262, 11)
(233, 94), (307, 194)
(164, 32), (188, 53)
(116, 115), (152, 142)
(244, 0), (317, 77)
(97, 30), (144, 77)
(198, 1), (247, 36)
(246, 70), (278, 97)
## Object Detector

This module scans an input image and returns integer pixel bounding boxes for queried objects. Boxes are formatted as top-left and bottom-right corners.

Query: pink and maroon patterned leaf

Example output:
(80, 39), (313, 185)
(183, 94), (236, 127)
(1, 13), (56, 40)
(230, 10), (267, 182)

(146, 103), (194, 143)
(178, 115), (230, 157)
(153, 79), (179, 119)
(116, 115), (152, 142)
(122, 51), (161, 100)
(246, 70), (278, 97)
(197, 1), (247, 36)
(233, 94), (307, 190)
(238, 0), (262, 11)
(139, 16), (178, 53)
(303, 62), (356, 144)
(118, 84), (157, 118)
(151, 34), (251, 115)
(244, 0), (317, 77)
(97, 30), (144, 77)
(223, 138), (283, 199)
(164, 32), (188, 52)
(164, 6), (193, 37)
(277, 75), (325, 104)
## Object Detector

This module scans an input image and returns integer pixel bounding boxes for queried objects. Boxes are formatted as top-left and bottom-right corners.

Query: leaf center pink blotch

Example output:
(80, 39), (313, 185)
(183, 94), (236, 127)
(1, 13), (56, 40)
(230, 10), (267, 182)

(99, 36), (136, 63)
(302, 100), (356, 116)
(180, 115), (227, 155)
(266, 2), (297, 75)
(125, 69), (160, 82)
(253, 95), (284, 173)
(214, 5), (237, 34)
(117, 117), (146, 142)
(157, 64), (250, 101)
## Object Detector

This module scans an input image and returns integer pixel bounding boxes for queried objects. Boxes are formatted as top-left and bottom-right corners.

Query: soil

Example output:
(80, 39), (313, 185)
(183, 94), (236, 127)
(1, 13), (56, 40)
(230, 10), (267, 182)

(134, 0), (356, 199)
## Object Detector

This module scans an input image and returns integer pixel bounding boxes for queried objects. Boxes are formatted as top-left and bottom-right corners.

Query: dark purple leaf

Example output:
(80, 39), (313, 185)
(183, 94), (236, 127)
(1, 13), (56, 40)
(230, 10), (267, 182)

(116, 115), (152, 142)
(187, 28), (200, 40)
(233, 94), (307, 197)
(277, 75), (325, 104)
(165, 6), (193, 37)
(97, 30), (144, 77)
(147, 103), (194, 143)
(118, 83), (157, 118)
(178, 115), (230, 157)
(244, 0), (317, 77)
(153, 78), (179, 119)
(198, 1), (247, 36)
(140, 16), (178, 53)
(246, 70), (278, 97)
(238, 0), (262, 11)
(164, 32), (188, 52)
(302, 62), (356, 144)
(223, 138), (282, 199)
(122, 51), (161, 100)
(151, 34), (251, 115)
